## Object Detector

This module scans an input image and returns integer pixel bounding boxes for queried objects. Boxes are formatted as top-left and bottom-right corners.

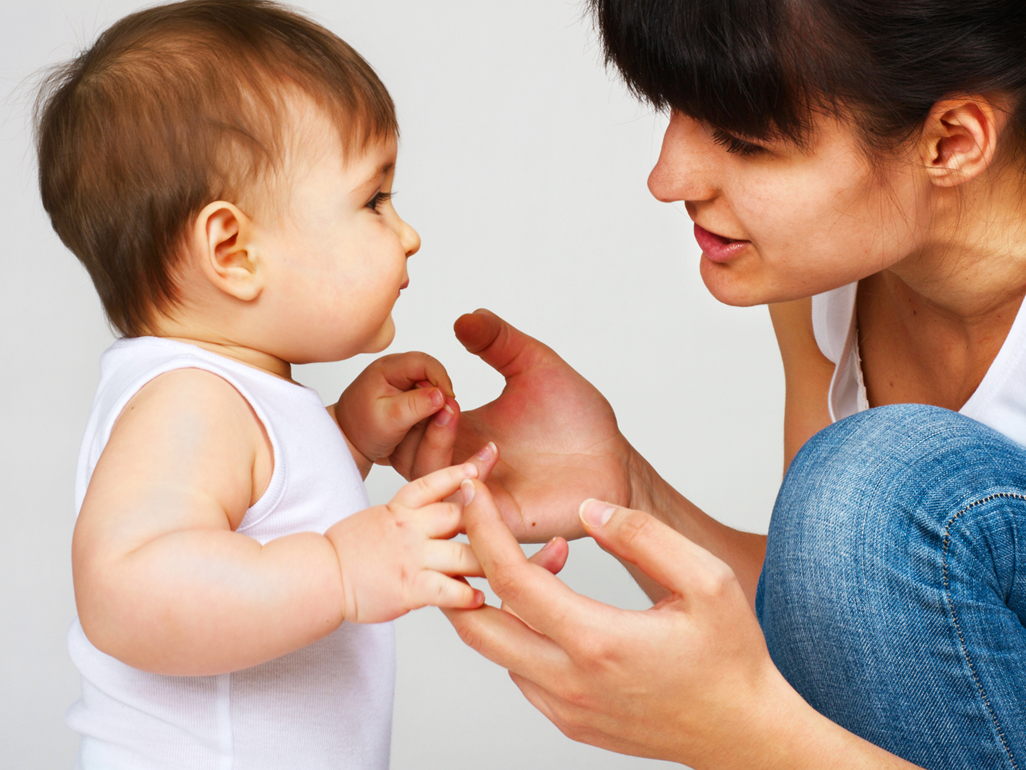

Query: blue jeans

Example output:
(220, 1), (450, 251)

(756, 404), (1026, 770)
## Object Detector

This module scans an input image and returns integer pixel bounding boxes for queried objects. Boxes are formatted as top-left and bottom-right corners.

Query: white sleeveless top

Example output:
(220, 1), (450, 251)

(66, 337), (394, 770)
(812, 282), (1026, 447)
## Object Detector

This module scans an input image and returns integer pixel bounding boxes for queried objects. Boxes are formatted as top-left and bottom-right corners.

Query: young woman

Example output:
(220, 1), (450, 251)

(439, 1), (1026, 767)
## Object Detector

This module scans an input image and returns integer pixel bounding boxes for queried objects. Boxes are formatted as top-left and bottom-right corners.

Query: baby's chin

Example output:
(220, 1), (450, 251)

(358, 317), (396, 355)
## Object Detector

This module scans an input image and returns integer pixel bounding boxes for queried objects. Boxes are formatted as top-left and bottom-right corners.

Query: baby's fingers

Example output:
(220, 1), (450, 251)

(382, 385), (446, 434)
(388, 418), (430, 479)
(409, 397), (459, 478)
(411, 571), (484, 610)
(393, 463), (479, 509)
(423, 539), (484, 578)
(379, 352), (454, 398)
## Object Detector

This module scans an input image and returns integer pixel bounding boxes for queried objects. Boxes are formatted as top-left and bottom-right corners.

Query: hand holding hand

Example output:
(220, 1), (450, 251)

(334, 352), (461, 478)
(326, 448), (498, 625)
(453, 310), (635, 542)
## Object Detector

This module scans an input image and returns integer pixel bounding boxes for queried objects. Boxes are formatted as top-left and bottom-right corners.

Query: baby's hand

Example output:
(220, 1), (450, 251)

(334, 352), (459, 478)
(325, 459), (494, 624)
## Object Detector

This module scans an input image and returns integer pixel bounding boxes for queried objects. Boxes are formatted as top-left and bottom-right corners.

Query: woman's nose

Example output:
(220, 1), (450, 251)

(647, 111), (719, 204)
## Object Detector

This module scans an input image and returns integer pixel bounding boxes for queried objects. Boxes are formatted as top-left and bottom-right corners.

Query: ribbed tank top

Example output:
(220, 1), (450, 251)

(66, 337), (394, 770)
(811, 282), (1026, 447)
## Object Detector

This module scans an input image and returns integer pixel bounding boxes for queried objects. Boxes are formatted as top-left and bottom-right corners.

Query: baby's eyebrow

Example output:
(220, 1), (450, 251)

(354, 161), (395, 192)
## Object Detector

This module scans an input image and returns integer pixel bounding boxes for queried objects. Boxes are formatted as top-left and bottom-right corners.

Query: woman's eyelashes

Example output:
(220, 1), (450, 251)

(365, 190), (394, 212)
(711, 128), (766, 157)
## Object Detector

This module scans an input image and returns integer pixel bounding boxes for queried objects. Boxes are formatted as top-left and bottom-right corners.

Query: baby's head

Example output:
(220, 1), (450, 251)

(36, 0), (419, 362)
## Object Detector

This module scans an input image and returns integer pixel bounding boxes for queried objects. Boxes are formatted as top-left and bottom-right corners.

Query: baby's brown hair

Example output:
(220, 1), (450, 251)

(35, 0), (397, 337)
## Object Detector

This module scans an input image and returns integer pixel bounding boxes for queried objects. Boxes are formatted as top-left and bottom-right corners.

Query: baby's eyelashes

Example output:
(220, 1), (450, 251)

(365, 190), (394, 212)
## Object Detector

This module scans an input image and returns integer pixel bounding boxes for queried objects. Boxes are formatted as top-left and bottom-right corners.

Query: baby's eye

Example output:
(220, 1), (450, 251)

(366, 191), (394, 212)
(711, 129), (766, 157)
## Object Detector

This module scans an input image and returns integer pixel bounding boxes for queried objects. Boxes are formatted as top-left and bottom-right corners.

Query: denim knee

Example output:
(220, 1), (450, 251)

(756, 404), (1026, 770)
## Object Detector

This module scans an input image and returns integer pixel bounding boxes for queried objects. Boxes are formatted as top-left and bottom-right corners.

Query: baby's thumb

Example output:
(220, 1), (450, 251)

(395, 385), (445, 429)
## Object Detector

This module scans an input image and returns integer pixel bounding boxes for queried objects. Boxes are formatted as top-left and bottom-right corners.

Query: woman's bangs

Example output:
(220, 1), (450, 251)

(590, 0), (815, 143)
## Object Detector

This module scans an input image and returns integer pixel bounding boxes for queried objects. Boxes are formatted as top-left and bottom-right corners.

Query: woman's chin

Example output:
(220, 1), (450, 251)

(699, 257), (768, 307)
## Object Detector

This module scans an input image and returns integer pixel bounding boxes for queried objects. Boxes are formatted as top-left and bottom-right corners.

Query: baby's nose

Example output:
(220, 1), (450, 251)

(401, 219), (421, 258)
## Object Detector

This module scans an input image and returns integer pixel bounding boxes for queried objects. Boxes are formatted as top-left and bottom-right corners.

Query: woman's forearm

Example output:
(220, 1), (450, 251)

(738, 673), (924, 770)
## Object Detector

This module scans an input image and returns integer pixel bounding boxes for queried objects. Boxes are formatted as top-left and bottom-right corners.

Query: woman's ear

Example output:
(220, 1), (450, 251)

(920, 97), (1005, 187)
(192, 201), (264, 301)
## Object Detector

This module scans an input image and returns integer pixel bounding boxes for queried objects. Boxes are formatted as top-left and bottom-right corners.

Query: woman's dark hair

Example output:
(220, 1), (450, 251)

(588, 0), (1026, 153)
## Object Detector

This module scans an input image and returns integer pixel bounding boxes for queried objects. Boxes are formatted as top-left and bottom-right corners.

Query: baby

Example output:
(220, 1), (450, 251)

(34, 1), (492, 767)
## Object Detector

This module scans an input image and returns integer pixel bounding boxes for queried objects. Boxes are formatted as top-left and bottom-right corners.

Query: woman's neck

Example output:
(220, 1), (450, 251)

(887, 166), (1026, 321)
(857, 166), (1026, 410)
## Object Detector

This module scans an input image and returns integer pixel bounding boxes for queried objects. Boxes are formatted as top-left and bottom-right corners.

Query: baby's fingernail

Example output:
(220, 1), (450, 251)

(473, 589), (485, 606)
(579, 499), (615, 528)
(460, 479), (476, 505)
(434, 404), (454, 426)
(429, 389), (444, 408)
(475, 441), (496, 462)
(416, 380), (432, 389)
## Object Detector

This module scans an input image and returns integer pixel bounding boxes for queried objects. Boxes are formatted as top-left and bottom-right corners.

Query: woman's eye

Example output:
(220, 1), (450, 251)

(366, 191), (394, 212)
(711, 129), (765, 157)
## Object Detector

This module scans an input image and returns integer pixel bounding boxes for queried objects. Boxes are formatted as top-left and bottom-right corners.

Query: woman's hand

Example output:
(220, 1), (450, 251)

(444, 479), (781, 766)
(452, 309), (636, 542)
(445, 480), (921, 770)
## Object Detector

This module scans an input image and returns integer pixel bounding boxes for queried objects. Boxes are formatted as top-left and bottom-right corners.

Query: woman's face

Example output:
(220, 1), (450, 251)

(649, 110), (934, 306)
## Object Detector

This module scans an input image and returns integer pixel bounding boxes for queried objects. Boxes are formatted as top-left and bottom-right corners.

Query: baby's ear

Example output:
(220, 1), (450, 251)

(192, 201), (264, 301)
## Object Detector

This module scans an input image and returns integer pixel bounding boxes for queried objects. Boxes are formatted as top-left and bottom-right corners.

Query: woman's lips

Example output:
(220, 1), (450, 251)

(693, 223), (750, 263)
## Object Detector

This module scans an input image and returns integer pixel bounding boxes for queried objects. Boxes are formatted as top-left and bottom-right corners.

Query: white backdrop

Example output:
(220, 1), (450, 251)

(0, 2), (784, 767)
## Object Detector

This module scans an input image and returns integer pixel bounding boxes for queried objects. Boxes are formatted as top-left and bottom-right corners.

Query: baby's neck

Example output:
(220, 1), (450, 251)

(149, 317), (294, 381)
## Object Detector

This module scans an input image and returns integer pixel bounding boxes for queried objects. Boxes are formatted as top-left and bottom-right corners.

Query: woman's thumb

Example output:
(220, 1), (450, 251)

(579, 499), (724, 597)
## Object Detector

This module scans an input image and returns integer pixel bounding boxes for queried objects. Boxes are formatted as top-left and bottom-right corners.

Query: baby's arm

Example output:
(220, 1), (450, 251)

(333, 352), (459, 479)
(73, 368), (488, 677)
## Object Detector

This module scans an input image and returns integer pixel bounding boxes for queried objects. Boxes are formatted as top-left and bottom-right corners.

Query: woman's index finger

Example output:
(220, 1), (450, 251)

(460, 480), (617, 648)
(443, 603), (570, 683)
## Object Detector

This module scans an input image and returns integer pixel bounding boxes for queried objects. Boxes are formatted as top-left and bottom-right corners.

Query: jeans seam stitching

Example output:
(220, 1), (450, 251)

(943, 493), (1023, 770)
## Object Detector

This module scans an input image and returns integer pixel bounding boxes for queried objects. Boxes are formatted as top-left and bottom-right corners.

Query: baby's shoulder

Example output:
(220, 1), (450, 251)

(121, 366), (264, 433)
(106, 367), (274, 513)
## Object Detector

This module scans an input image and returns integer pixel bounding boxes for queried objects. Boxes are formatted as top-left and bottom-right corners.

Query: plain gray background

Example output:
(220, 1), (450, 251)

(0, 1), (785, 767)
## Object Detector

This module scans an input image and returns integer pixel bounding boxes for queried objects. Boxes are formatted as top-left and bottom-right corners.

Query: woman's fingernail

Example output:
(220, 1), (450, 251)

(579, 499), (615, 528)
(473, 589), (485, 606)
(539, 537), (557, 552)
(460, 479), (476, 505)
(475, 441), (496, 462)
(434, 404), (454, 426)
